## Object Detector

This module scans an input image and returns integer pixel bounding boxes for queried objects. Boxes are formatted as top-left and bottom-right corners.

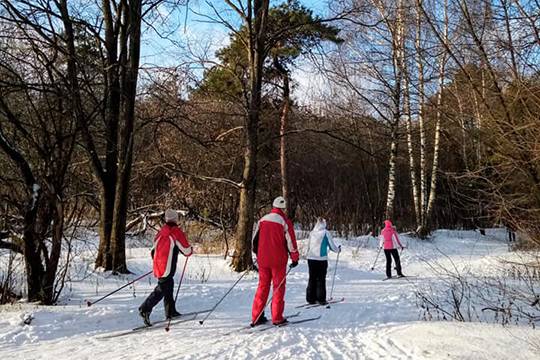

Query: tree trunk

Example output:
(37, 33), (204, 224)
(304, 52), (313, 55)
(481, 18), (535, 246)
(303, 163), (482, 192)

(385, 0), (404, 222)
(109, 0), (141, 274)
(422, 0), (448, 237)
(274, 58), (292, 215)
(95, 184), (114, 269)
(233, 143), (257, 271)
(42, 198), (64, 304)
(23, 196), (45, 302)
(403, 63), (420, 228)
(425, 64), (444, 230)
(232, 0), (270, 272)
(385, 126), (399, 221)
(416, 0), (427, 227)
(94, 0), (142, 273)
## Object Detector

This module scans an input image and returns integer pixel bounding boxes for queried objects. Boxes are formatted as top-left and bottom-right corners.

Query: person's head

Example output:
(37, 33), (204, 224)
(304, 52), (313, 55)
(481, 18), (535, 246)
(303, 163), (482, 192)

(165, 209), (178, 225)
(272, 196), (287, 210)
(313, 218), (327, 231)
(384, 219), (393, 228)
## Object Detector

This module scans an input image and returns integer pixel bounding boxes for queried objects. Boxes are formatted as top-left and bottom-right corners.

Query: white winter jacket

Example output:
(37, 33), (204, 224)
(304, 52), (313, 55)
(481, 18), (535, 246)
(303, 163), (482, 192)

(306, 219), (339, 261)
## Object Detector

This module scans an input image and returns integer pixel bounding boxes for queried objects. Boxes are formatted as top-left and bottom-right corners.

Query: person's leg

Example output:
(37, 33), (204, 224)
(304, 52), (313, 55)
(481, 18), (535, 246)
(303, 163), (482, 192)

(139, 280), (165, 314)
(384, 250), (392, 278)
(251, 267), (272, 324)
(161, 276), (177, 318)
(316, 260), (328, 303)
(306, 260), (317, 304)
(270, 266), (287, 324)
(391, 249), (403, 276)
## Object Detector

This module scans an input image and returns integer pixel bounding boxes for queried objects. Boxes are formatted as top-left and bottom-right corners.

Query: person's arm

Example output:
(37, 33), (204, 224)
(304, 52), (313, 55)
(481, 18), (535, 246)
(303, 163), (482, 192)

(393, 230), (403, 249)
(285, 219), (299, 263)
(252, 220), (260, 255)
(327, 231), (340, 252)
(172, 228), (193, 256)
(150, 232), (160, 259)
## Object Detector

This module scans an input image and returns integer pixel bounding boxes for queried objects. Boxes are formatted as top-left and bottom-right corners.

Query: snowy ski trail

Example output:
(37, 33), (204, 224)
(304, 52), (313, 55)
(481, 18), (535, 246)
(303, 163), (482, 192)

(1, 229), (539, 359)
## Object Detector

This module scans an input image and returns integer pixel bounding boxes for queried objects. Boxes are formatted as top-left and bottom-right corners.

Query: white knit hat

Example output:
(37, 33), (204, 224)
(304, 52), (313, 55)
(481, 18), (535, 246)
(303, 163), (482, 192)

(272, 196), (287, 209)
(165, 209), (178, 224)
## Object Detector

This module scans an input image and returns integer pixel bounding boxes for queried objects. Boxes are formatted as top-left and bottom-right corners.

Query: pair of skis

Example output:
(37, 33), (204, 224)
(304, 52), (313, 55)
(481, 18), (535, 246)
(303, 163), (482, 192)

(99, 308), (211, 339)
(225, 297), (345, 335)
(295, 297), (345, 309)
(223, 311), (321, 335)
(100, 296), (342, 338)
(382, 275), (417, 281)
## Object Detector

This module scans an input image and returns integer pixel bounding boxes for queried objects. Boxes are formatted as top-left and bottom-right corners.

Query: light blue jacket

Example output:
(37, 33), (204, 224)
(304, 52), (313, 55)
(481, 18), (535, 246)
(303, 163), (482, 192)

(306, 219), (339, 261)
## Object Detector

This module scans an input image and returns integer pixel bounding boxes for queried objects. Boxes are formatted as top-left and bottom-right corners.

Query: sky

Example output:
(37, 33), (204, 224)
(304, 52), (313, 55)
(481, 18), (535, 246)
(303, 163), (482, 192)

(139, 0), (334, 104)
(140, 0), (330, 62)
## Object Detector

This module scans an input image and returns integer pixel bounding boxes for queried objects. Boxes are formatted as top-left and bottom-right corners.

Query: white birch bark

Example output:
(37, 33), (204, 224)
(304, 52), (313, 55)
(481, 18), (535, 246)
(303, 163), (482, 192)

(416, 0), (427, 226)
(425, 0), (448, 228)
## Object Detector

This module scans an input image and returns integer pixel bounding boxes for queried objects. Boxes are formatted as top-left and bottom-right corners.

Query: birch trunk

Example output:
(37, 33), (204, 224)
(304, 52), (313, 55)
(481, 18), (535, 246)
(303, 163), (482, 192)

(384, 0), (404, 221)
(404, 72), (420, 227)
(423, 0), (448, 235)
(426, 55), (445, 223)
(416, 0), (427, 227)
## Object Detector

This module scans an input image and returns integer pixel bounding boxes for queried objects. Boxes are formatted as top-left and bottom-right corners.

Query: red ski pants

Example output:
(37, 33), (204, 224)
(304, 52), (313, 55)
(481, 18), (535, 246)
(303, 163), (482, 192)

(251, 265), (286, 323)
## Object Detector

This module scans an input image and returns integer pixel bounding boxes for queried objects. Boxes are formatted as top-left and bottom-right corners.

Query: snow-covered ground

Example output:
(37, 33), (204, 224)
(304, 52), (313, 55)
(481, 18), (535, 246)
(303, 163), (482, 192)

(1, 229), (539, 359)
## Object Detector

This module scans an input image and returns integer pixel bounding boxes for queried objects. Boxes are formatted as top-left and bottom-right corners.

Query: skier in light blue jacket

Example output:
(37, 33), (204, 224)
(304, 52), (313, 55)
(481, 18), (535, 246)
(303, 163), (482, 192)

(305, 218), (340, 305)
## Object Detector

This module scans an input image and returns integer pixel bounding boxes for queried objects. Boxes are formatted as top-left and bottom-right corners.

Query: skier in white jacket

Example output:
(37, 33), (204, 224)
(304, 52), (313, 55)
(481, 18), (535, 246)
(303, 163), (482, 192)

(305, 218), (340, 305)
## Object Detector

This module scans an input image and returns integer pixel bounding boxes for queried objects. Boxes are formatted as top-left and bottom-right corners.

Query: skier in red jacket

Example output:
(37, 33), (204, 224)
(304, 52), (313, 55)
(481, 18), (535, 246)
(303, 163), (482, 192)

(251, 196), (300, 326)
(139, 209), (192, 326)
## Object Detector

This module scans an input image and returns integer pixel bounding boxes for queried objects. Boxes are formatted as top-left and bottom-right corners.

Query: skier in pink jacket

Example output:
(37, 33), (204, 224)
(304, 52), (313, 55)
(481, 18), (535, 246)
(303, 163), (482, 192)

(379, 220), (404, 279)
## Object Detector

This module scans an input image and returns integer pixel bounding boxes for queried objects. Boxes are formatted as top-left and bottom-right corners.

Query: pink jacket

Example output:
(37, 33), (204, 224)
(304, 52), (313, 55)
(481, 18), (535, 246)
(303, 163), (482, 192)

(379, 220), (403, 250)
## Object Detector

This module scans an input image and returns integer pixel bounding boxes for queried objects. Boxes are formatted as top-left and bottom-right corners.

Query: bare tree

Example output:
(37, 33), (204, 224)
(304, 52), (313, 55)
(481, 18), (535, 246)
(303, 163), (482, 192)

(0, 15), (78, 303)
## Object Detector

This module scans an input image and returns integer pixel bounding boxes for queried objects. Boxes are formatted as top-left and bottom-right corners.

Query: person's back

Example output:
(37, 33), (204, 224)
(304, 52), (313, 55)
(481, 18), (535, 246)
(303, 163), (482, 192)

(380, 221), (401, 250)
(255, 208), (295, 268)
(306, 219), (338, 260)
(153, 223), (191, 278)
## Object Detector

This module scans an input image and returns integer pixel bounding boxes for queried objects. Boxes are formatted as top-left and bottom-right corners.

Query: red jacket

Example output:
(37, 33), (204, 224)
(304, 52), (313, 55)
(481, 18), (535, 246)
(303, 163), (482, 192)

(152, 224), (192, 278)
(252, 208), (299, 268)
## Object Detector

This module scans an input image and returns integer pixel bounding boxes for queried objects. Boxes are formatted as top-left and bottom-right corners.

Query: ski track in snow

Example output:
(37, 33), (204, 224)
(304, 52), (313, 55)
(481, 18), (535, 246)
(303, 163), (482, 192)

(1, 229), (540, 359)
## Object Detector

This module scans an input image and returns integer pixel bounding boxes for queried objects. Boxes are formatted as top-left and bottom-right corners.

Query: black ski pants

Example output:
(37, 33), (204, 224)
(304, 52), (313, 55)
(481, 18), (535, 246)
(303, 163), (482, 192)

(306, 259), (328, 304)
(139, 275), (177, 317)
(384, 249), (403, 278)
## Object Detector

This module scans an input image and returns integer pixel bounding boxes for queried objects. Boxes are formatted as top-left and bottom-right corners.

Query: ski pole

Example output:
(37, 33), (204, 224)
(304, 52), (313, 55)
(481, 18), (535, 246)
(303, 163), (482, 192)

(86, 270), (152, 307)
(199, 267), (251, 325)
(370, 247), (382, 271)
(165, 256), (189, 332)
(328, 248), (341, 301)
(252, 264), (294, 326)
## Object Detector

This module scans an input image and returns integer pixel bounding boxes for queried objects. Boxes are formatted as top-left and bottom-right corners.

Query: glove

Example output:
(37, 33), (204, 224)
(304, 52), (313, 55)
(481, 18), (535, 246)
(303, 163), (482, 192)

(338, 245), (342, 253)
(290, 261), (298, 268)
(400, 246), (404, 251)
